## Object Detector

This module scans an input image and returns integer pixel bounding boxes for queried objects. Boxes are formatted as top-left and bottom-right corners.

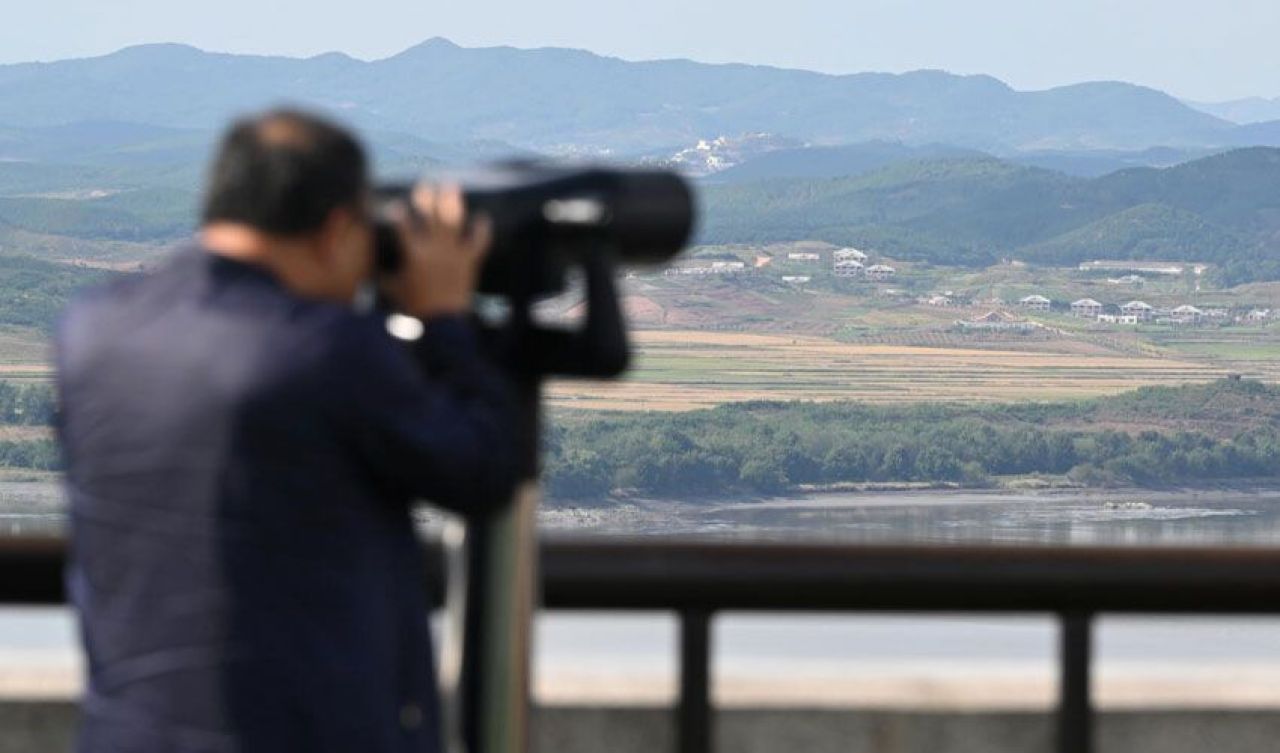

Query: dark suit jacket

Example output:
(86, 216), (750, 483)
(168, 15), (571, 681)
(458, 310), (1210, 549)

(55, 248), (517, 752)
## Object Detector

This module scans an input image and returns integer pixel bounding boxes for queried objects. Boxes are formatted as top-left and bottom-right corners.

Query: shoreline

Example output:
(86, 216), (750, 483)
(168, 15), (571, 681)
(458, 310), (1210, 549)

(546, 478), (1280, 509)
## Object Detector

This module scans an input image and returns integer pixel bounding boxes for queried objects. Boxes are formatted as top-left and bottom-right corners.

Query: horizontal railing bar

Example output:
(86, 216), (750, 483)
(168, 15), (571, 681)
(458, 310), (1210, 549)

(7, 536), (1280, 613)
(539, 540), (1280, 614)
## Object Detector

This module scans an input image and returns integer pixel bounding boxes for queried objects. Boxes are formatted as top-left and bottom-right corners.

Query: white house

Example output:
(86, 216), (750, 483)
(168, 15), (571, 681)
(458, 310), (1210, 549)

(781, 275), (811, 284)
(1019, 295), (1051, 312)
(1070, 298), (1103, 318)
(957, 310), (1039, 332)
(865, 264), (896, 281)
(833, 260), (864, 278)
(1120, 301), (1154, 321)
(1171, 304), (1205, 323)
(833, 248), (869, 262)
(787, 252), (821, 262)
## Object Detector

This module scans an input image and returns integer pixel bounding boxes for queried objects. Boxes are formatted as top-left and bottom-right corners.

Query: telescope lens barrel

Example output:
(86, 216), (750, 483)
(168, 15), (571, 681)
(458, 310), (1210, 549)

(373, 164), (695, 297)
(606, 171), (696, 264)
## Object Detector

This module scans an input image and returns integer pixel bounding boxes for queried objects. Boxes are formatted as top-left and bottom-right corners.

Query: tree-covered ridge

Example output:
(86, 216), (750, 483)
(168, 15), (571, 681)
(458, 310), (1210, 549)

(1, 377), (1278, 489)
(544, 379), (1280, 499)
(0, 254), (114, 330)
(1, 138), (1277, 283)
(0, 40), (1245, 153)
(700, 148), (1280, 283)
(0, 187), (196, 242)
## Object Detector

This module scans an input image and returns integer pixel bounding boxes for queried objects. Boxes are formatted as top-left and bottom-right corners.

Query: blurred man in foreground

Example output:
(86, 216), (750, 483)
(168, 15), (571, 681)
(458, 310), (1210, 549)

(55, 109), (517, 752)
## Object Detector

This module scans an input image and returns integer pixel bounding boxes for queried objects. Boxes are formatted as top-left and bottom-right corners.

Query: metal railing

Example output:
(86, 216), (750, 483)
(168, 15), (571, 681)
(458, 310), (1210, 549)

(6, 536), (1280, 753)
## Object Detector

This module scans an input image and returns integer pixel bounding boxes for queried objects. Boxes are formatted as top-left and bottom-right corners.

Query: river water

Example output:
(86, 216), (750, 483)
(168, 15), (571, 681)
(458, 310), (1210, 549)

(6, 481), (1280, 706)
(538, 487), (1280, 546)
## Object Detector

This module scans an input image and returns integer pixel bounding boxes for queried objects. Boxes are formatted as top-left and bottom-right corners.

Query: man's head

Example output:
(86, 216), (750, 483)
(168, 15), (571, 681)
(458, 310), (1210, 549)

(200, 109), (373, 303)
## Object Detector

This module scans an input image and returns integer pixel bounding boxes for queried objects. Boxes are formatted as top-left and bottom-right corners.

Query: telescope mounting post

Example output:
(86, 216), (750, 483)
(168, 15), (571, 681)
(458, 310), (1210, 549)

(452, 244), (629, 753)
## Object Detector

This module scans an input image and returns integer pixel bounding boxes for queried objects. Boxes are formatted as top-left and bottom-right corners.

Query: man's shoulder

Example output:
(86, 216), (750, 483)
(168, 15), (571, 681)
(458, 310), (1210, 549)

(56, 248), (381, 372)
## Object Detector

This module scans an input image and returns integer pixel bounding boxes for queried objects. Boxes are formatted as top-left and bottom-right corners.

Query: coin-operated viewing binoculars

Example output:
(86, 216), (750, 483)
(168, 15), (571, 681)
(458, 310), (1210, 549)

(375, 163), (697, 753)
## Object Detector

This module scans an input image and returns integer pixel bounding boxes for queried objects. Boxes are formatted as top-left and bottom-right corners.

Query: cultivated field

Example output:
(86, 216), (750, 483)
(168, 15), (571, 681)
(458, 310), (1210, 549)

(547, 330), (1228, 411)
(0, 328), (52, 382)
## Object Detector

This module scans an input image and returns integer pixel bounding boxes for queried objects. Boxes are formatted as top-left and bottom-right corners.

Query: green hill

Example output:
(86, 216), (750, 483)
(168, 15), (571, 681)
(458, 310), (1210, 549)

(700, 147), (1280, 282)
(0, 253), (114, 330)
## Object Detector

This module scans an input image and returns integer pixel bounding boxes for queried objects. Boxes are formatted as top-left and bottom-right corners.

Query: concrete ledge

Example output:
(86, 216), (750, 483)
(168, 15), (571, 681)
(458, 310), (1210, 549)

(0, 701), (76, 753)
(5, 701), (1280, 753)
(536, 707), (1280, 753)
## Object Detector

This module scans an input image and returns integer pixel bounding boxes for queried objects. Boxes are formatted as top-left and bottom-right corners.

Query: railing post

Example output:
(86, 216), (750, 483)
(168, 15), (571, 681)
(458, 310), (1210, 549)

(678, 609), (712, 753)
(1058, 612), (1093, 753)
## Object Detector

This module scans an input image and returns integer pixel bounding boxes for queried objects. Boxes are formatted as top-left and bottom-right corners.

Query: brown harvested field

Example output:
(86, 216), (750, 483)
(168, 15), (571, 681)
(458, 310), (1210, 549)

(0, 328), (50, 368)
(546, 330), (1229, 411)
(0, 327), (53, 382)
(0, 426), (53, 441)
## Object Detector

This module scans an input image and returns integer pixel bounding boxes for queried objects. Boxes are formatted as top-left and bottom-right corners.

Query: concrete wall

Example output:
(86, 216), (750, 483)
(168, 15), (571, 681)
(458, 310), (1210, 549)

(536, 707), (1280, 753)
(5, 701), (1280, 753)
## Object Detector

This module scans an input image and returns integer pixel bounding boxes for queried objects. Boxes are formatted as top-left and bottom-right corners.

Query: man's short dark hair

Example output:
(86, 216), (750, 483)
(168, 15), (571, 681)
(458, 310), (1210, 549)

(201, 109), (368, 236)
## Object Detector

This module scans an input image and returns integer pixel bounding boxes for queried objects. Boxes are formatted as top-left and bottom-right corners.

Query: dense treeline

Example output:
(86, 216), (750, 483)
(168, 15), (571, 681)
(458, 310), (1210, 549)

(3, 377), (1279, 488)
(0, 254), (113, 330)
(0, 439), (61, 470)
(545, 379), (1280, 499)
(0, 381), (56, 425)
(0, 188), (194, 242)
(0, 381), (61, 471)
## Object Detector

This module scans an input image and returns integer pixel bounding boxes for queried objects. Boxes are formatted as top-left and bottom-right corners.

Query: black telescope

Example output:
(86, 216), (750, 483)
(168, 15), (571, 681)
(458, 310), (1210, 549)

(373, 162), (696, 753)
(372, 162), (695, 298)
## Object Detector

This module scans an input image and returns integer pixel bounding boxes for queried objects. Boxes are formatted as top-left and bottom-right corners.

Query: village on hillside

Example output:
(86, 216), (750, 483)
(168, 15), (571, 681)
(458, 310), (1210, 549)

(645, 243), (1279, 333)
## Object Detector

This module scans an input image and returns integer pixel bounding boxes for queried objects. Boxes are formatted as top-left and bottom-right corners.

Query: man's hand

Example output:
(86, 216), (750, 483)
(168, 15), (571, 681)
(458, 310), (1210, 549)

(384, 186), (492, 318)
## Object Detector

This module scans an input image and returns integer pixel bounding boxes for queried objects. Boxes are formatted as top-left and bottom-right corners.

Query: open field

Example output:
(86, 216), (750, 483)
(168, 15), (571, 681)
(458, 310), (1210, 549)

(0, 328), (51, 382)
(1149, 330), (1280, 383)
(546, 330), (1229, 411)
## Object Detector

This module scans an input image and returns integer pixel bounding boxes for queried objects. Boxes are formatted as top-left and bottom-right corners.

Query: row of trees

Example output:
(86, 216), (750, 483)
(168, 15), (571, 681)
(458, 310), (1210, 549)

(0, 381), (61, 470)
(0, 254), (111, 330)
(2, 377), (1278, 490)
(545, 380), (1280, 499)
(0, 439), (61, 471)
(0, 381), (57, 425)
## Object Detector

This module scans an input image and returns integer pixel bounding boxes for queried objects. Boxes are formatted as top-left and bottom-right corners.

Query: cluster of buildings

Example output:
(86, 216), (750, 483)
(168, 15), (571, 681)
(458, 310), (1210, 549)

(662, 259), (748, 277)
(775, 247), (896, 284)
(666, 245), (899, 286)
(1011, 295), (1273, 327)
(785, 248), (896, 279)
(824, 247), (896, 282)
(939, 292), (1276, 331)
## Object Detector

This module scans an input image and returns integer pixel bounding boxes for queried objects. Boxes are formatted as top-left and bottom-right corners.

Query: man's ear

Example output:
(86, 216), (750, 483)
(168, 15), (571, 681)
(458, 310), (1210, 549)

(314, 207), (354, 261)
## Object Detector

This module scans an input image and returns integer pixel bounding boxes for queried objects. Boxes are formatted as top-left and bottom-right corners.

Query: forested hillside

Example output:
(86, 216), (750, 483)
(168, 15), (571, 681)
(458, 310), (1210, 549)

(2, 147), (1277, 282)
(700, 147), (1280, 283)
(0, 254), (113, 329)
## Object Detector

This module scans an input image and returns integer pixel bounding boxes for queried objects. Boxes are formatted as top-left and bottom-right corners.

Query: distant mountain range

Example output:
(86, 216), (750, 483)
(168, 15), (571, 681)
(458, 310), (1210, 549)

(1187, 97), (1280, 125)
(1, 40), (1279, 284)
(0, 38), (1276, 156)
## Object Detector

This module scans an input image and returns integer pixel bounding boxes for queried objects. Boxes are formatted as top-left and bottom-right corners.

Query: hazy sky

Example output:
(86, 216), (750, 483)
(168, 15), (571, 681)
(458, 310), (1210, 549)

(3, 0), (1277, 101)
